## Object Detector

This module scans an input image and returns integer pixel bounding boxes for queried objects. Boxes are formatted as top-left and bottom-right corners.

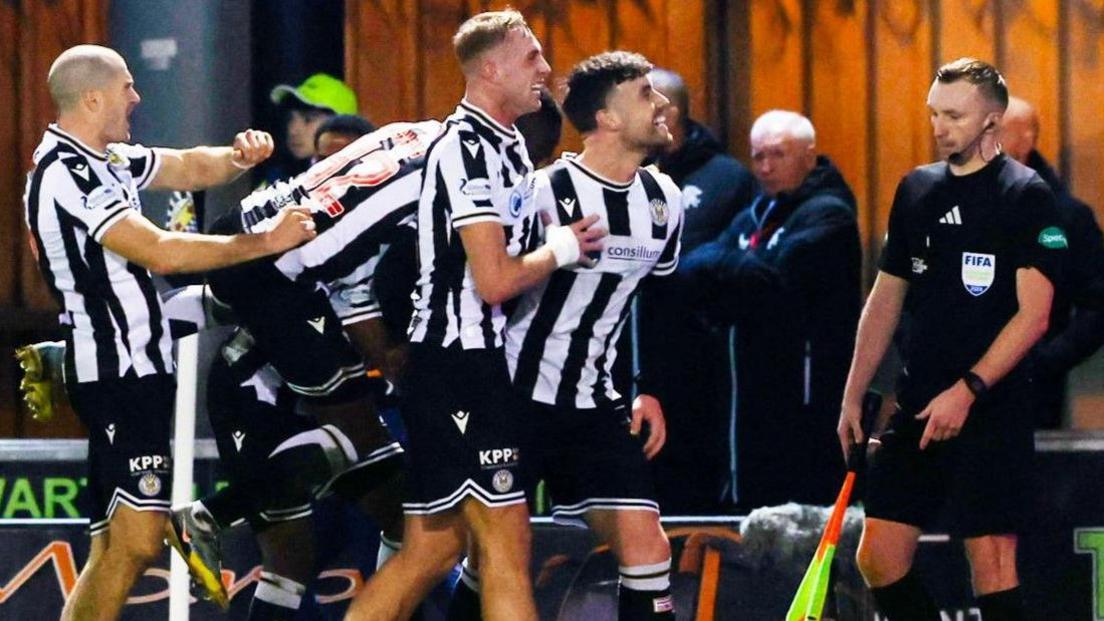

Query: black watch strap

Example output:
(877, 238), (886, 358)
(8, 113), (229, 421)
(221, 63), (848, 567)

(962, 371), (988, 397)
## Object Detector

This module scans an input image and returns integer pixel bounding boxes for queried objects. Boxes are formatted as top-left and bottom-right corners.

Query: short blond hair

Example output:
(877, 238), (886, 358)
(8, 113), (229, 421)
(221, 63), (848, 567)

(453, 9), (530, 70)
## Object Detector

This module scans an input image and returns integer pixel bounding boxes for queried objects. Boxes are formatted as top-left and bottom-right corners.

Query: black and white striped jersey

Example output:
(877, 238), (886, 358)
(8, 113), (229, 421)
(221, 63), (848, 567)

(24, 124), (170, 383)
(506, 155), (683, 409)
(408, 100), (540, 349)
(236, 120), (443, 325)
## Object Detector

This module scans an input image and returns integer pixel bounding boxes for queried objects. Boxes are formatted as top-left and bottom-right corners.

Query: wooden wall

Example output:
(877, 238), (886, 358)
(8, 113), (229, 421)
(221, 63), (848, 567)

(0, 0), (108, 438)
(348, 0), (1104, 274)
(346, 0), (1104, 427)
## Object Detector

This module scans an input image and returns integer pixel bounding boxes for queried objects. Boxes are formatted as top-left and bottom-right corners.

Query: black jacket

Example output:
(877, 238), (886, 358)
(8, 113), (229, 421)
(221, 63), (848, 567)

(632, 121), (757, 513)
(1024, 150), (1104, 426)
(681, 156), (861, 508)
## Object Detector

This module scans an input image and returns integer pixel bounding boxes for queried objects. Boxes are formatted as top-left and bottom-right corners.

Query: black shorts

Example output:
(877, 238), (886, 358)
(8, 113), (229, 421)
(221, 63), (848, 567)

(207, 261), (377, 404)
(399, 344), (526, 515)
(67, 373), (176, 536)
(863, 384), (1035, 538)
(524, 399), (659, 527)
(206, 352), (404, 530)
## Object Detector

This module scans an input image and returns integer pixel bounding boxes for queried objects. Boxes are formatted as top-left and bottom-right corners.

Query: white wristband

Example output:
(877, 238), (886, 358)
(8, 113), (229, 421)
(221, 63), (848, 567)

(544, 224), (580, 268)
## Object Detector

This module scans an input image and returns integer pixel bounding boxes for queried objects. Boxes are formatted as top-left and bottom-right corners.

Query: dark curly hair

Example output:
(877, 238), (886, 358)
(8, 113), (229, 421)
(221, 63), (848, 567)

(563, 51), (653, 134)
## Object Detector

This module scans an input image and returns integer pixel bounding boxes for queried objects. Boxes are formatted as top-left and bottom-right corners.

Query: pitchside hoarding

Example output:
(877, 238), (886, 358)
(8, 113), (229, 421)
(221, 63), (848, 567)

(0, 433), (1099, 619)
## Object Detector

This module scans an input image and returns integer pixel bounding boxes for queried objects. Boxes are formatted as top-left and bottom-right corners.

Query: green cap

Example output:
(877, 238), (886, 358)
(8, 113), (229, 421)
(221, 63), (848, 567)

(270, 73), (358, 115)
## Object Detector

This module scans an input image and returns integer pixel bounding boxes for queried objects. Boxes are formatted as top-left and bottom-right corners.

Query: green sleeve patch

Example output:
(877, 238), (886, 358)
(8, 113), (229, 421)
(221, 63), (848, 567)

(1038, 226), (1069, 249)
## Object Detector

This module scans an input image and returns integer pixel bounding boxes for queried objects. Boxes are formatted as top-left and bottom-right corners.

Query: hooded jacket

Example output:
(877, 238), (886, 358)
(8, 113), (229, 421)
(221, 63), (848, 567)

(680, 155), (861, 508)
(631, 121), (757, 513)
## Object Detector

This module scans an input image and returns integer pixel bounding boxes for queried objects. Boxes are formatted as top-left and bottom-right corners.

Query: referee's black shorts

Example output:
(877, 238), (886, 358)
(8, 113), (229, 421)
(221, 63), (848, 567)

(863, 382), (1035, 538)
(523, 398), (659, 527)
(398, 344), (527, 515)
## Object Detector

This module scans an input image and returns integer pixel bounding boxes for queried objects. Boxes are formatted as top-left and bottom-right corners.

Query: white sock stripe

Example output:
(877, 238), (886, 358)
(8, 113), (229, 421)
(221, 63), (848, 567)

(620, 559), (672, 592)
(258, 571), (307, 595)
(254, 574), (304, 609)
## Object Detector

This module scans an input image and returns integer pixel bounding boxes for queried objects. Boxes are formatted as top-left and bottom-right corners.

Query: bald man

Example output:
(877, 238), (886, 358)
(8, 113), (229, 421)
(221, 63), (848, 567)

(25, 44), (315, 620)
(681, 110), (861, 511)
(631, 68), (757, 513)
(1002, 97), (1104, 428)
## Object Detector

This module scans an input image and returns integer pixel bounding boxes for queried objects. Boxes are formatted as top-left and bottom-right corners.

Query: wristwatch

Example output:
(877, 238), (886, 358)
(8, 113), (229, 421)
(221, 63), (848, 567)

(962, 371), (988, 398)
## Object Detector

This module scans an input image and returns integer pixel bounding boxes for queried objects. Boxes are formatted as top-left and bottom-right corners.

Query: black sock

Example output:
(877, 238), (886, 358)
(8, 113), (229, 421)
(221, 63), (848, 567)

(618, 561), (675, 620)
(869, 570), (940, 621)
(200, 486), (251, 530)
(248, 571), (305, 621)
(976, 586), (1024, 621)
(447, 559), (482, 621)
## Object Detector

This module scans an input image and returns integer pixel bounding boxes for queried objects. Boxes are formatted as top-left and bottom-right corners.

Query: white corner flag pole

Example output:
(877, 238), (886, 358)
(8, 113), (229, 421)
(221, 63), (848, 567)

(169, 333), (199, 621)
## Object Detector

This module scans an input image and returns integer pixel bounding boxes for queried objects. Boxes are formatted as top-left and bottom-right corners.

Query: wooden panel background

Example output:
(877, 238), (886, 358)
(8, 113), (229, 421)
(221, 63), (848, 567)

(0, 0), (108, 438)
(345, 0), (1104, 427)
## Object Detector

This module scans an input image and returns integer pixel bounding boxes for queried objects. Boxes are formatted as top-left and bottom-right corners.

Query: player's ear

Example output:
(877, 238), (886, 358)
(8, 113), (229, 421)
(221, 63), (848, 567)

(596, 108), (620, 131)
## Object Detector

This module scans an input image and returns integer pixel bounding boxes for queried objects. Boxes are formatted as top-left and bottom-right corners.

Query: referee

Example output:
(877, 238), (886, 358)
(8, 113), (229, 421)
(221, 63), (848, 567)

(24, 45), (315, 620)
(838, 58), (1064, 621)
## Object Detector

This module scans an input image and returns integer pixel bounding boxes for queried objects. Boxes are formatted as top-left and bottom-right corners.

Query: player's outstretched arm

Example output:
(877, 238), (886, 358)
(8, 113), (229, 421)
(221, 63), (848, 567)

(459, 214), (606, 305)
(148, 129), (274, 191)
(837, 271), (908, 459)
(101, 206), (316, 275)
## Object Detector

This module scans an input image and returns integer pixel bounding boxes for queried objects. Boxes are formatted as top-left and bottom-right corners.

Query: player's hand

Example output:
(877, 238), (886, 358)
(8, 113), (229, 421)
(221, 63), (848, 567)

(230, 129), (274, 169)
(631, 394), (667, 460)
(915, 380), (975, 449)
(541, 212), (607, 268)
(263, 206), (317, 253)
(837, 399), (864, 463)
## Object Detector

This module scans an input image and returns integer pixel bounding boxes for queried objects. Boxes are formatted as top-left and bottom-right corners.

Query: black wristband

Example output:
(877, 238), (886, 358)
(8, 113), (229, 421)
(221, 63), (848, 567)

(962, 371), (988, 398)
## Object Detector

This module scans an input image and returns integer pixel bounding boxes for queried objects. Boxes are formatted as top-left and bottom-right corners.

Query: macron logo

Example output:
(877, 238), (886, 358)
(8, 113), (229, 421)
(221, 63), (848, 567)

(452, 410), (470, 435)
(462, 139), (481, 159)
(939, 206), (962, 225)
(307, 316), (326, 334)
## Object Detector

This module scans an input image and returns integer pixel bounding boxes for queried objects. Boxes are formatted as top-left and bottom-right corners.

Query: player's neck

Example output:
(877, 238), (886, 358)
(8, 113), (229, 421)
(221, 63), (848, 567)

(56, 116), (108, 153)
(462, 89), (518, 129)
(577, 138), (646, 184)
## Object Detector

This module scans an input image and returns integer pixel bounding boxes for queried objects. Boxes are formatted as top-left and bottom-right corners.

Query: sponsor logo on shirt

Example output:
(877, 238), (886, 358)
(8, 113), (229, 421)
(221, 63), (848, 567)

(606, 245), (662, 263)
(1038, 226), (1069, 249)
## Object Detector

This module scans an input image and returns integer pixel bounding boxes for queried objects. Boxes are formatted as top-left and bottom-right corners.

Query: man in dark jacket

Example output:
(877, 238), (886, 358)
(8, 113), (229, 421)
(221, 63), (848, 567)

(632, 69), (758, 514)
(1002, 96), (1104, 428)
(682, 110), (861, 511)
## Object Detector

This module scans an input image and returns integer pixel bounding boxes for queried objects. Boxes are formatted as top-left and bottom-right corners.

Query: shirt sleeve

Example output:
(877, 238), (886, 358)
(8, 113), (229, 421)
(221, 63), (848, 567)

(436, 129), (502, 229)
(107, 143), (162, 191)
(877, 176), (914, 279)
(44, 158), (132, 243)
(652, 186), (684, 277)
(1011, 180), (1065, 286)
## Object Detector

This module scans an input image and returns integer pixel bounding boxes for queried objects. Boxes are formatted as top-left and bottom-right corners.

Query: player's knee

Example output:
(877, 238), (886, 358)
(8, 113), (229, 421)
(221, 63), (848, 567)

(855, 539), (885, 584)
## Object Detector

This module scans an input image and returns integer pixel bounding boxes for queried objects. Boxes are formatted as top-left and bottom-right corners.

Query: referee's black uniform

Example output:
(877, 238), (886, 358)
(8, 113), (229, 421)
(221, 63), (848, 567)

(866, 153), (1065, 537)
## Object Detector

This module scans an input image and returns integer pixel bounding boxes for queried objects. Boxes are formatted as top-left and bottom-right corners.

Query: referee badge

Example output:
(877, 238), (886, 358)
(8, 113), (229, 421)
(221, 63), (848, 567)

(649, 198), (669, 226)
(961, 252), (995, 296)
(492, 469), (514, 493)
(138, 473), (162, 497)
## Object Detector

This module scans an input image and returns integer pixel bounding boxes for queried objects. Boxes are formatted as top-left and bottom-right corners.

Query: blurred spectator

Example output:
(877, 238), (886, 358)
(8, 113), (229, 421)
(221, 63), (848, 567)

(262, 72), (358, 183)
(1003, 96), (1104, 428)
(633, 68), (758, 514)
(515, 87), (563, 166)
(313, 114), (377, 160)
(682, 110), (861, 511)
